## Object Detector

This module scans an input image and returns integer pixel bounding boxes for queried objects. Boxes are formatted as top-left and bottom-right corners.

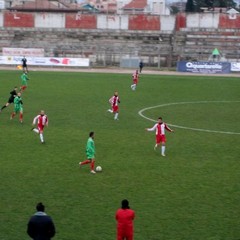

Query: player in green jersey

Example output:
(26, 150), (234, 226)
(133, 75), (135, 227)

(79, 131), (96, 174)
(10, 92), (23, 123)
(20, 71), (29, 93)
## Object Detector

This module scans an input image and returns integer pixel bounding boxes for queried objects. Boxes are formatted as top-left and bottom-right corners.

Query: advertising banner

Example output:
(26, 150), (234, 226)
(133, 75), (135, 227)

(0, 56), (90, 67)
(177, 61), (231, 74)
(3, 48), (45, 57)
(231, 62), (240, 72)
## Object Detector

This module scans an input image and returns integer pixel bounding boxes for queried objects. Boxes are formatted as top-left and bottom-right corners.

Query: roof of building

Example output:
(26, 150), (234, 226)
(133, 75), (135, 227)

(82, 3), (99, 12)
(8, 0), (87, 12)
(12, 0), (67, 9)
(227, 8), (239, 14)
(123, 0), (147, 10)
(8, 0), (118, 12)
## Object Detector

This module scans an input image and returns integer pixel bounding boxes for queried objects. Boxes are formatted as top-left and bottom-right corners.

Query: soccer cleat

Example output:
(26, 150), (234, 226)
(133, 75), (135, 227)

(79, 162), (82, 168)
(90, 170), (96, 174)
(161, 153), (166, 157)
(31, 127), (34, 131)
(154, 146), (157, 150)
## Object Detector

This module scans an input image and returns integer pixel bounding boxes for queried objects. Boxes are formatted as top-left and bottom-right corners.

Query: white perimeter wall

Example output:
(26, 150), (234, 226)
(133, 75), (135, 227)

(161, 15), (175, 31)
(35, 13), (65, 28)
(0, 12), (3, 27)
(97, 15), (128, 30)
(187, 13), (219, 28)
(0, 12), (225, 32)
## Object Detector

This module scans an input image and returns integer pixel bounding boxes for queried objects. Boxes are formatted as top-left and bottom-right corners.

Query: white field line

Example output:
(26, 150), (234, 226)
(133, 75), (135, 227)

(138, 101), (240, 135)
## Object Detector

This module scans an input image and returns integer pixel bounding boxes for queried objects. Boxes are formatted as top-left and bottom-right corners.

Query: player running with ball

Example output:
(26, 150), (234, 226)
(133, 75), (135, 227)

(79, 131), (96, 174)
(32, 110), (48, 144)
(146, 117), (174, 156)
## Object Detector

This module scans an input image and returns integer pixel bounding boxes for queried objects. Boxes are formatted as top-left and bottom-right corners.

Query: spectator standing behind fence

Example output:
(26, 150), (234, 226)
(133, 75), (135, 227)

(139, 61), (144, 73)
(115, 199), (135, 240)
(22, 56), (28, 72)
(27, 202), (56, 240)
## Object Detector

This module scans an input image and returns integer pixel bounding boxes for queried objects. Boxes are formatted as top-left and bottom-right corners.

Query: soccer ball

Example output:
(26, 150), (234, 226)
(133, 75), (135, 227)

(96, 166), (102, 172)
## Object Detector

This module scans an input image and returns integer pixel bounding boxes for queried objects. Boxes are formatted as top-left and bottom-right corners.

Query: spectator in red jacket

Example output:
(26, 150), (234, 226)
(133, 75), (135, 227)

(115, 199), (135, 240)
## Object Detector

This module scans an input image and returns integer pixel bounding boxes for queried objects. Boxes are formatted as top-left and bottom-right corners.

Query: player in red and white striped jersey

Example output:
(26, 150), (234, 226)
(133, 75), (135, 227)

(146, 117), (174, 156)
(107, 91), (120, 120)
(32, 110), (48, 144)
(131, 70), (139, 91)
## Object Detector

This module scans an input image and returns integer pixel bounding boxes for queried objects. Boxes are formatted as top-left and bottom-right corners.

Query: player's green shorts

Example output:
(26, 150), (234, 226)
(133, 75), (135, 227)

(87, 153), (95, 160)
(22, 80), (27, 86)
(14, 106), (23, 113)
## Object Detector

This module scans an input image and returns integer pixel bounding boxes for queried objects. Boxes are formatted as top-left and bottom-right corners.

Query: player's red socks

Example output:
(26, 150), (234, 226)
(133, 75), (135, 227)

(81, 160), (91, 165)
(91, 161), (95, 171)
(20, 113), (23, 122)
(80, 160), (95, 170)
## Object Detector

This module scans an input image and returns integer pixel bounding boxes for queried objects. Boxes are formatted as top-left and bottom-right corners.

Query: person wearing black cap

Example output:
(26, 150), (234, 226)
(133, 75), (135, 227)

(115, 199), (135, 240)
(27, 202), (56, 240)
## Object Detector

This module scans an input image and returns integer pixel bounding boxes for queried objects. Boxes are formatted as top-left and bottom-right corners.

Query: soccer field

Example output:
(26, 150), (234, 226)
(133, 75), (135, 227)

(0, 70), (240, 240)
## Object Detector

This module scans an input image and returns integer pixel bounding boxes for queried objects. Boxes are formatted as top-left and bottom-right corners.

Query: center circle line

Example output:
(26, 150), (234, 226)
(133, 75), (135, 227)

(138, 101), (240, 135)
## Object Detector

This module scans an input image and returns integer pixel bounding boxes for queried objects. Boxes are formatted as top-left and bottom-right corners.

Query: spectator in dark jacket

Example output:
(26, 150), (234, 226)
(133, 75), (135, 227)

(22, 56), (28, 72)
(139, 61), (144, 73)
(27, 202), (56, 240)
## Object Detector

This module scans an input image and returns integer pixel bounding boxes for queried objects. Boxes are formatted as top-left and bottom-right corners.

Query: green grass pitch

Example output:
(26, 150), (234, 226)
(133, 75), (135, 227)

(0, 70), (239, 240)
